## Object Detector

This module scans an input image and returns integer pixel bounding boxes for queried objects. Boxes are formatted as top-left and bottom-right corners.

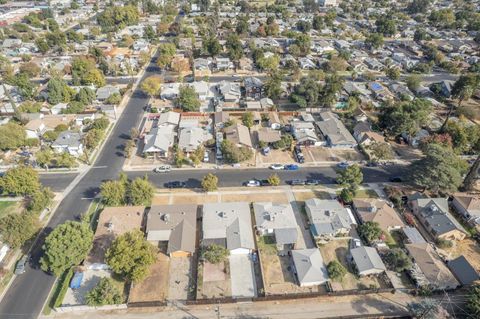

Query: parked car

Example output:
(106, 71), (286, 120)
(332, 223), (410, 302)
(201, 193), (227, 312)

(337, 162), (350, 169)
(305, 179), (321, 185)
(203, 151), (209, 163)
(269, 164), (284, 170)
(259, 179), (271, 186)
(284, 164), (299, 171)
(244, 180), (261, 187)
(165, 181), (186, 188)
(153, 165), (171, 173)
(14, 255), (28, 275)
(350, 238), (362, 249)
(390, 176), (403, 183)
(288, 179), (305, 186)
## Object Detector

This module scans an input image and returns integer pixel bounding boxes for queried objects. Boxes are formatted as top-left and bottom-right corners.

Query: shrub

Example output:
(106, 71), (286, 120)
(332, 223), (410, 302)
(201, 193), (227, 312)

(327, 260), (347, 281)
(85, 278), (123, 306)
(201, 244), (229, 264)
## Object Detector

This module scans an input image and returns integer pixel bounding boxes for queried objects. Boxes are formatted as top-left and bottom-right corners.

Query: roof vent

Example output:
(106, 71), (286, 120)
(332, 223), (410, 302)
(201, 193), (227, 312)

(162, 214), (170, 222)
(107, 221), (114, 232)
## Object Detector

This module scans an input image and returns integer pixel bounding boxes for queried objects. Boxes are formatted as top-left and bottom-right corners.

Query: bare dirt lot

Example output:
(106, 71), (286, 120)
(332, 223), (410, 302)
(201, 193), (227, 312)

(441, 238), (480, 272)
(319, 239), (387, 291)
(305, 148), (365, 163)
(198, 261), (231, 299)
(256, 149), (295, 166)
(128, 252), (170, 303)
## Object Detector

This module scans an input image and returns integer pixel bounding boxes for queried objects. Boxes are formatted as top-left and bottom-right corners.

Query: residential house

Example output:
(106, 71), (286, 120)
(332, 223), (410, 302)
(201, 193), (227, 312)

(305, 199), (355, 241)
(51, 131), (84, 157)
(244, 77), (263, 100)
(143, 125), (175, 157)
(352, 199), (405, 232)
(447, 256), (479, 286)
(350, 246), (386, 276)
(190, 81), (212, 101)
(406, 242), (459, 290)
(257, 128), (281, 144)
(451, 193), (480, 226)
(437, 80), (455, 98)
(96, 85), (120, 101)
(214, 111), (230, 129)
(224, 123), (252, 148)
(316, 111), (356, 148)
(24, 114), (76, 139)
(202, 202), (255, 254)
(194, 58), (212, 77)
(146, 204), (197, 257)
(410, 198), (467, 241)
(86, 206), (145, 269)
(217, 81), (241, 103)
(364, 58), (384, 71)
(158, 111), (180, 127)
(402, 129), (430, 148)
(291, 121), (319, 146)
(299, 57), (316, 70)
(318, 0), (337, 6)
(402, 227), (426, 244)
(50, 103), (69, 115)
(268, 112), (281, 130)
(178, 127), (212, 153)
(292, 249), (329, 287)
(353, 122), (385, 146)
(215, 57), (234, 70)
(161, 83), (181, 100)
(253, 202), (298, 251)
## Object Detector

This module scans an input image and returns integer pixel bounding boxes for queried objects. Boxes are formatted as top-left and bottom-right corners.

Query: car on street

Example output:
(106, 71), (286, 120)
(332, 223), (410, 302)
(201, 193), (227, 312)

(244, 180), (261, 187)
(153, 165), (171, 173)
(203, 151), (209, 163)
(269, 164), (284, 170)
(288, 179), (305, 186)
(337, 162), (350, 169)
(165, 181), (186, 188)
(284, 164), (299, 171)
(305, 179), (321, 185)
(259, 179), (272, 186)
(14, 255), (28, 275)
(390, 176), (403, 183)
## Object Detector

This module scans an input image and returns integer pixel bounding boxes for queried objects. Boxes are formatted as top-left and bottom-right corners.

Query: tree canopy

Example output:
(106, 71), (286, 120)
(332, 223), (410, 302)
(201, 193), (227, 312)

(357, 221), (382, 244)
(140, 76), (162, 98)
(40, 221), (94, 276)
(97, 6), (139, 32)
(177, 85), (200, 111)
(201, 244), (229, 264)
(201, 173), (218, 192)
(1, 166), (40, 196)
(378, 99), (432, 137)
(85, 278), (123, 306)
(0, 122), (26, 151)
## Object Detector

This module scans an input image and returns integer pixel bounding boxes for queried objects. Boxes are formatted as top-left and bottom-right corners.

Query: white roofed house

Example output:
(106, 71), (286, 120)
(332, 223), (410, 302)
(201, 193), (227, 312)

(158, 111), (180, 127)
(291, 121), (319, 146)
(142, 125), (175, 158)
(51, 131), (84, 157)
(253, 202), (299, 252)
(292, 249), (329, 287)
(178, 127), (212, 153)
(350, 246), (386, 276)
(217, 81), (241, 104)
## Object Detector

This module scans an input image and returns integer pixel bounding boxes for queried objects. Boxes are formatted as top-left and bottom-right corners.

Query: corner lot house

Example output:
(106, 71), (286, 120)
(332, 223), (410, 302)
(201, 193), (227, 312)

(350, 246), (386, 276)
(202, 202), (255, 254)
(51, 131), (84, 157)
(305, 199), (355, 241)
(352, 199), (404, 232)
(143, 125), (175, 157)
(146, 204), (197, 257)
(411, 198), (467, 241)
(253, 202), (298, 251)
(451, 193), (480, 226)
(86, 206), (145, 269)
(292, 249), (329, 287)
(406, 243), (459, 290)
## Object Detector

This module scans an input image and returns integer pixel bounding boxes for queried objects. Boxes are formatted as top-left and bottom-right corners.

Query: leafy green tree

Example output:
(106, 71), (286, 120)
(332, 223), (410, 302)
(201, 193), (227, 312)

(19, 61), (41, 77)
(201, 244), (229, 264)
(385, 248), (412, 272)
(267, 173), (281, 186)
(55, 152), (77, 168)
(11, 73), (36, 100)
(27, 187), (54, 213)
(201, 173), (218, 192)
(156, 43), (176, 68)
(40, 221), (94, 276)
(0, 122), (26, 150)
(369, 142), (394, 160)
(177, 85), (200, 111)
(451, 73), (480, 108)
(105, 92), (121, 105)
(47, 77), (75, 104)
(327, 260), (347, 281)
(376, 15), (396, 36)
(336, 164), (363, 192)
(140, 76), (162, 98)
(407, 0), (431, 14)
(76, 87), (95, 105)
(291, 76), (322, 108)
(294, 33), (311, 56)
(100, 180), (126, 206)
(410, 143), (467, 193)
(85, 278), (122, 306)
(220, 140), (253, 163)
(1, 166), (40, 195)
(225, 33), (243, 63)
(264, 71), (283, 99)
(106, 230), (156, 282)
(128, 177), (154, 206)
(365, 32), (384, 49)
(312, 15), (323, 30)
(45, 31), (67, 48)
(97, 6), (139, 32)
(256, 54), (280, 72)
(339, 187), (354, 203)
(203, 36), (222, 57)
(35, 38), (49, 54)
(429, 9), (455, 28)
(467, 284), (480, 317)
(358, 221), (382, 244)
(242, 112), (254, 128)
(406, 74), (421, 92)
(378, 99), (432, 137)
(0, 213), (38, 248)
(385, 67), (400, 80)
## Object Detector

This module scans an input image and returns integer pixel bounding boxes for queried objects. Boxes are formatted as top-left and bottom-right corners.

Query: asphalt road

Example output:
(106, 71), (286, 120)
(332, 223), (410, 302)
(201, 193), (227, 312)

(0, 54), (157, 319)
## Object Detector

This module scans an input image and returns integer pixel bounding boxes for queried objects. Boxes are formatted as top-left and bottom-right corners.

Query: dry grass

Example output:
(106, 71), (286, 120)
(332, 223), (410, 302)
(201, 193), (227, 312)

(441, 238), (480, 272)
(198, 261), (231, 299)
(221, 192), (289, 204)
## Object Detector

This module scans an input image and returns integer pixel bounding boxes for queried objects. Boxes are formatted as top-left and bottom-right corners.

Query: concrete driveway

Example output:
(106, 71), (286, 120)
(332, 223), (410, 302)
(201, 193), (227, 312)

(168, 257), (192, 301)
(229, 254), (256, 298)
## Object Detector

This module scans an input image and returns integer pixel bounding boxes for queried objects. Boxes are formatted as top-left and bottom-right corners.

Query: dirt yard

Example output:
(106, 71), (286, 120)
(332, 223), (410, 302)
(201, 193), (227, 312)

(440, 238), (480, 272)
(128, 252), (170, 303)
(319, 239), (386, 291)
(168, 257), (193, 301)
(256, 149), (295, 166)
(197, 261), (231, 299)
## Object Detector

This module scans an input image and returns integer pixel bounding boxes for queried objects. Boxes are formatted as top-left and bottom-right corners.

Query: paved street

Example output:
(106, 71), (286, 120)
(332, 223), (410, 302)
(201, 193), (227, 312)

(0, 53), (158, 319)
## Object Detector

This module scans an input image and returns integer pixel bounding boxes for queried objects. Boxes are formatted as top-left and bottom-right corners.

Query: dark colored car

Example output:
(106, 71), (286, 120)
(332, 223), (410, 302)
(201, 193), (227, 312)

(14, 255), (28, 275)
(288, 179), (305, 186)
(390, 176), (403, 183)
(165, 181), (187, 188)
(259, 180), (272, 186)
(294, 146), (305, 163)
(305, 179), (321, 185)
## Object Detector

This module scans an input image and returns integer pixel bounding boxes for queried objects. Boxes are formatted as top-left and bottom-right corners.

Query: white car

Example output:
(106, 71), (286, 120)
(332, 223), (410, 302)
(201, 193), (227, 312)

(153, 165), (171, 173)
(244, 180), (260, 187)
(203, 151), (209, 163)
(269, 164), (284, 170)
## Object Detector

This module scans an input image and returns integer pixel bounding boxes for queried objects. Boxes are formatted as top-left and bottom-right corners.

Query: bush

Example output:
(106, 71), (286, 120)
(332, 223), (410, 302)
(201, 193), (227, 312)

(436, 238), (453, 249)
(267, 173), (281, 186)
(201, 244), (229, 264)
(201, 173), (218, 192)
(27, 187), (54, 213)
(327, 260), (347, 281)
(339, 188), (354, 203)
(385, 248), (412, 272)
(51, 268), (74, 308)
(220, 140), (253, 163)
(85, 278), (122, 306)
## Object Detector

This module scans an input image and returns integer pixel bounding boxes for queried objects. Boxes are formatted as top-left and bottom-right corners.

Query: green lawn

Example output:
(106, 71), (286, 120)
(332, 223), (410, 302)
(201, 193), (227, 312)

(0, 201), (19, 218)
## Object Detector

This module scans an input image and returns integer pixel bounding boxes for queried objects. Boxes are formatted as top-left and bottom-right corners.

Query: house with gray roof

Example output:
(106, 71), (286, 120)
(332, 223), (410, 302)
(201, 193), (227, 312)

(143, 125), (175, 157)
(451, 193), (480, 226)
(402, 227), (426, 244)
(305, 199), (355, 241)
(224, 123), (252, 148)
(411, 198), (467, 241)
(96, 85), (120, 101)
(51, 131), (84, 157)
(292, 249), (329, 287)
(350, 246), (386, 276)
(178, 127), (212, 153)
(217, 81), (241, 103)
(448, 256), (479, 286)
(253, 202), (298, 251)
(158, 111), (180, 127)
(146, 204), (197, 257)
(202, 202), (255, 254)
(316, 111), (356, 148)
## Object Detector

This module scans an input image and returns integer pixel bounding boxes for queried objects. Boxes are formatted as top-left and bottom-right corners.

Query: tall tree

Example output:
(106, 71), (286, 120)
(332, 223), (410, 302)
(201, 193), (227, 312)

(127, 177), (154, 205)
(140, 76), (162, 98)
